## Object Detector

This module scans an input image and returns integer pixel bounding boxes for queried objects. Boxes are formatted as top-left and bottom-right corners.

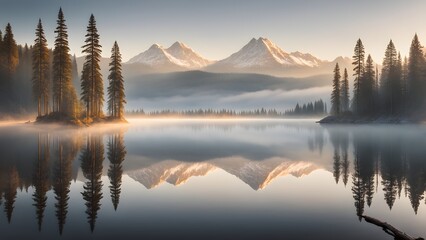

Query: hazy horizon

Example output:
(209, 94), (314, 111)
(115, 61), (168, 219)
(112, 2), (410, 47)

(1, 0), (425, 62)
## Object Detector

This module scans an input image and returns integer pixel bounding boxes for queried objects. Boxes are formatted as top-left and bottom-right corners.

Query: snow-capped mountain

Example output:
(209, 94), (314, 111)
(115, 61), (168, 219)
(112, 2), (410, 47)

(123, 37), (351, 77)
(216, 37), (322, 68)
(126, 42), (213, 71)
(205, 37), (351, 77)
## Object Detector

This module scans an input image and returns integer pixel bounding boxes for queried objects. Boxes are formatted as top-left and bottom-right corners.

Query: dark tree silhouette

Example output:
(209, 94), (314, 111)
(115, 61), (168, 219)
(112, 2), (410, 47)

(52, 136), (74, 235)
(340, 134), (350, 186)
(4, 166), (19, 223)
(107, 41), (126, 119)
(352, 158), (365, 221)
(331, 63), (341, 115)
(32, 19), (50, 117)
(352, 39), (365, 114)
(107, 132), (126, 210)
(2, 23), (19, 75)
(52, 8), (78, 117)
(407, 34), (425, 112)
(81, 14), (103, 120)
(360, 54), (375, 116)
(340, 68), (350, 113)
(81, 134), (104, 232)
(380, 40), (402, 116)
(32, 133), (50, 231)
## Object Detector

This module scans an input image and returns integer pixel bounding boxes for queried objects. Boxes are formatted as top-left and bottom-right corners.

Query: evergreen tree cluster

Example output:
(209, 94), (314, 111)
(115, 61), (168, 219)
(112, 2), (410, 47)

(0, 8), (126, 122)
(0, 23), (35, 114)
(331, 35), (426, 119)
(284, 99), (327, 116)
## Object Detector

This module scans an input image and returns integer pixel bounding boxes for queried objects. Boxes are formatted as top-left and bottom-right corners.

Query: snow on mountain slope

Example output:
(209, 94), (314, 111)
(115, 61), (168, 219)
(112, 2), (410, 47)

(166, 42), (213, 68)
(127, 42), (212, 69)
(124, 37), (351, 77)
(215, 37), (323, 69)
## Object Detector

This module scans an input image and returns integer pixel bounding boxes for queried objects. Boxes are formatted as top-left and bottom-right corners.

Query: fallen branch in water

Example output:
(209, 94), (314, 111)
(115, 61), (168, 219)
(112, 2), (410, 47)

(362, 215), (424, 240)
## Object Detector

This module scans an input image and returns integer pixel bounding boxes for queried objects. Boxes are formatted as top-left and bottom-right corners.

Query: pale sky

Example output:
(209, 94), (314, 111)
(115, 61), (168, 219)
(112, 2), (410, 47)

(1, 0), (425, 63)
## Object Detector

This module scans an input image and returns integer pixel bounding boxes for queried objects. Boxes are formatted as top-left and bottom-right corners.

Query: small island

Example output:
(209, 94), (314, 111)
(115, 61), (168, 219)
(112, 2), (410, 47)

(29, 10), (126, 126)
(319, 36), (425, 124)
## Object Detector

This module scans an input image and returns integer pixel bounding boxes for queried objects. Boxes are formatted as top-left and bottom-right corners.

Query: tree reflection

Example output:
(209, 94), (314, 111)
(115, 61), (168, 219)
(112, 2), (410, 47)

(107, 132), (126, 211)
(4, 166), (19, 223)
(53, 134), (80, 235)
(327, 126), (426, 218)
(80, 134), (104, 232)
(32, 133), (50, 231)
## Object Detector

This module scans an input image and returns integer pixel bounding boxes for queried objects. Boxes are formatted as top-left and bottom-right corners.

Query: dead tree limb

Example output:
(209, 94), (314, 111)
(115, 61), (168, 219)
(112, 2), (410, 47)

(362, 215), (424, 240)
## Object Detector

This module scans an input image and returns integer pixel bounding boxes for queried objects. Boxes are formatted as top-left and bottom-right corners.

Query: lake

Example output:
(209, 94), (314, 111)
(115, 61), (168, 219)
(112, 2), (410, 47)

(0, 119), (424, 239)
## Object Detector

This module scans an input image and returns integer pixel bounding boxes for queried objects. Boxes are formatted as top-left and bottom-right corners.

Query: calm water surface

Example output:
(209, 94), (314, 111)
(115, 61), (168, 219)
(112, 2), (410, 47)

(0, 119), (425, 239)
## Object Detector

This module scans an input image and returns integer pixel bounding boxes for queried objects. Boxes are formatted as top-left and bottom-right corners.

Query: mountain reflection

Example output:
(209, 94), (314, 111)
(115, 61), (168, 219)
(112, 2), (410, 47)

(0, 124), (426, 233)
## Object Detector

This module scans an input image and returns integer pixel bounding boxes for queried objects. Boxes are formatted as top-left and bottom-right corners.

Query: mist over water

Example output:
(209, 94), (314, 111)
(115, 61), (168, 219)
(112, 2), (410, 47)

(0, 119), (425, 239)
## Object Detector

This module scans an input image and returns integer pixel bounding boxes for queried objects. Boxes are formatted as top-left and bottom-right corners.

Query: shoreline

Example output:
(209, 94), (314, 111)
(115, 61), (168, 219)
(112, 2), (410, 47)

(317, 115), (423, 124)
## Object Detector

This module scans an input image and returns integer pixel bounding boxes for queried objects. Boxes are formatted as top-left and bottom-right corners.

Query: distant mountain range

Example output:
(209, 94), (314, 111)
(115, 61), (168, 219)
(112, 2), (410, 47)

(127, 42), (213, 70)
(123, 37), (352, 77)
(76, 37), (351, 78)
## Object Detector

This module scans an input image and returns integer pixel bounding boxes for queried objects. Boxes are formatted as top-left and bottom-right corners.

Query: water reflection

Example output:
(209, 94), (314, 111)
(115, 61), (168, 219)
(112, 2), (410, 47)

(32, 133), (49, 231)
(0, 121), (425, 239)
(107, 132), (126, 211)
(326, 126), (426, 218)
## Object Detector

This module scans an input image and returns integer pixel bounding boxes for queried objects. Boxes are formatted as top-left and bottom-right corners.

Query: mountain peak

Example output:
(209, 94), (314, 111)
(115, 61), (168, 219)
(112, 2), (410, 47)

(127, 41), (212, 69)
(149, 43), (163, 50)
(170, 41), (188, 49)
(209, 37), (322, 71)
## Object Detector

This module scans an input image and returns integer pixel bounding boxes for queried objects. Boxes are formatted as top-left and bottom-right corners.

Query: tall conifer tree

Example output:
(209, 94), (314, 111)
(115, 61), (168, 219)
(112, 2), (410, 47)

(340, 68), (350, 113)
(381, 40), (401, 115)
(52, 8), (76, 116)
(107, 41), (125, 119)
(361, 55), (375, 115)
(2, 23), (19, 75)
(81, 14), (103, 120)
(352, 39), (365, 114)
(32, 19), (50, 117)
(331, 63), (341, 115)
(407, 34), (425, 112)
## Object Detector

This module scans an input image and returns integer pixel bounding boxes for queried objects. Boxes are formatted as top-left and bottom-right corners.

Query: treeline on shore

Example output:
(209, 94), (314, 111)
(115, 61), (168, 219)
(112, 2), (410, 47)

(127, 108), (284, 118)
(284, 99), (327, 116)
(127, 104), (327, 118)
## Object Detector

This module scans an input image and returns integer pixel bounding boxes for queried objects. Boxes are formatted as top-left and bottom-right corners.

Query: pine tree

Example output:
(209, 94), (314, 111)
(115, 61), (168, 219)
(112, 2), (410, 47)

(81, 14), (103, 120)
(352, 39), (365, 114)
(361, 54), (375, 116)
(401, 57), (408, 113)
(32, 19), (50, 117)
(107, 41), (126, 119)
(407, 34), (425, 112)
(340, 68), (350, 113)
(2, 23), (19, 75)
(331, 63), (341, 115)
(52, 8), (77, 116)
(380, 40), (401, 115)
